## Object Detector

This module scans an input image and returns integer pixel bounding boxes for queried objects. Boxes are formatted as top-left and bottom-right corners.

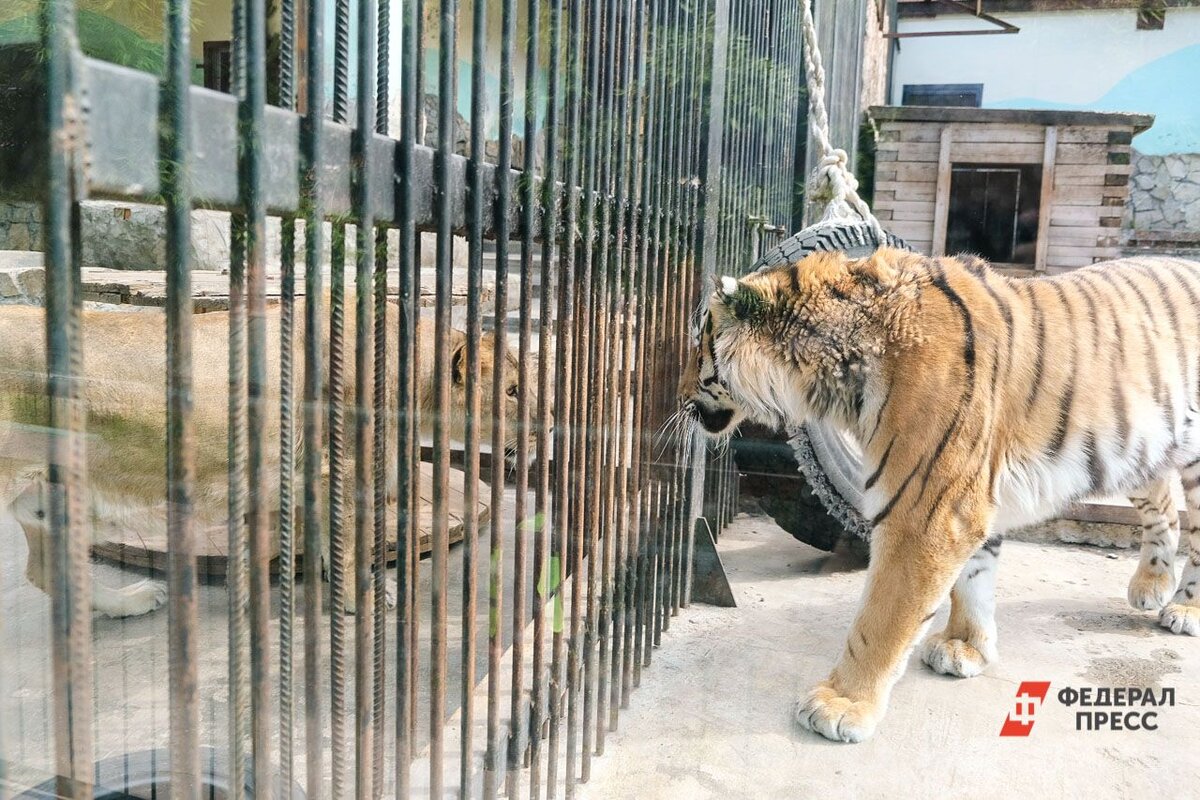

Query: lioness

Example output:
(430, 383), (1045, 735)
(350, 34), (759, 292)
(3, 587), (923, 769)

(0, 299), (529, 616)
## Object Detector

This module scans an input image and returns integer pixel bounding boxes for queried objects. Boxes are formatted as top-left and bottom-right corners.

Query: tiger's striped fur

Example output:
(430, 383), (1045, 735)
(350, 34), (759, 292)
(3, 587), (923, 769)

(677, 248), (1200, 743)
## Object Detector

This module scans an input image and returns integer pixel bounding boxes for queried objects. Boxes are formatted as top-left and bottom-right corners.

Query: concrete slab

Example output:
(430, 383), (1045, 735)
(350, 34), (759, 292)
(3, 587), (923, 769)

(582, 513), (1200, 800)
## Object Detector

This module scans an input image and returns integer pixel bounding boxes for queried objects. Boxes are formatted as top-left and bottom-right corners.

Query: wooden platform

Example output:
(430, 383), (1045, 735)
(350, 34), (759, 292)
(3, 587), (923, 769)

(92, 462), (490, 578)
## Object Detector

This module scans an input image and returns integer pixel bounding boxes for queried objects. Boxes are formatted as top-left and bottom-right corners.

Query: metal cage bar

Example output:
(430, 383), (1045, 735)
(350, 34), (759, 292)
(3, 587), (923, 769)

(0, 0), (828, 794)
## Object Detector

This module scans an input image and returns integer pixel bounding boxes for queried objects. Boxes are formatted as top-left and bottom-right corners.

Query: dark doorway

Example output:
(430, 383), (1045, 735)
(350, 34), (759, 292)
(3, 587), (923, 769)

(946, 163), (1042, 264)
(202, 40), (232, 94)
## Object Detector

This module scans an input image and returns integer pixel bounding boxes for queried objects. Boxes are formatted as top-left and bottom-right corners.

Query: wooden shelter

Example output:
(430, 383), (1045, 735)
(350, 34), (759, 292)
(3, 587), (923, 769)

(868, 106), (1154, 274)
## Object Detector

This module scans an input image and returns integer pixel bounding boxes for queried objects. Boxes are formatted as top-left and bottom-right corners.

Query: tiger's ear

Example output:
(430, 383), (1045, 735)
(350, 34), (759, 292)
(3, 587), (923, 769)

(715, 275), (768, 321)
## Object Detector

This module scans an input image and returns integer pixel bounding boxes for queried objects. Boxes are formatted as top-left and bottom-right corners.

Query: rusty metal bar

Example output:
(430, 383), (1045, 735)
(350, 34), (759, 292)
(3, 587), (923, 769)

(372, 0), (392, 793)
(227, 1), (251, 797)
(483, 0), (515, 792)
(395, 0), (419, 794)
(41, 0), (93, 782)
(606, 0), (638, 739)
(237, 0), (275, 791)
(353, 0), (381, 792)
(160, 0), (200, 795)
(430, 0), (459, 794)
(277, 0), (298, 792)
(592, 0), (623, 766)
(568, 0), (604, 787)
(510, 0), (541, 789)
(527, 0), (563, 793)
(544, 0), (581, 794)
(461, 0), (488, 794)
(300, 0), (328, 793)
(619, 0), (649, 711)
(328, 0), (352, 794)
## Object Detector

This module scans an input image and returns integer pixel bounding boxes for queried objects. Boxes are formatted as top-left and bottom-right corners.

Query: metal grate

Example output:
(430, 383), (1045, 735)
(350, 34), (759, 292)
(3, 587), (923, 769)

(0, 0), (802, 796)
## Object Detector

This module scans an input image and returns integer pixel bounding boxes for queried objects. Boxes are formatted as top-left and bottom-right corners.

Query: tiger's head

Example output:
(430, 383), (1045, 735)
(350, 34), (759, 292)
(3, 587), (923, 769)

(677, 248), (922, 439)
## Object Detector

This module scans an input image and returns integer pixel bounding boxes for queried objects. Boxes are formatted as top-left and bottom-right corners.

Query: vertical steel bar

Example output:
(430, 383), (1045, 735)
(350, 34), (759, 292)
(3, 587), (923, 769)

(542, 0), (580, 794)
(462, 0), (488, 794)
(537, 0), (564, 796)
(277, 0), (298, 792)
(354, 0), (380, 793)
(227, 1), (250, 796)
(328, 219), (350, 798)
(592, 0), (623, 765)
(301, 0), (328, 792)
(372, 0), (391, 791)
(405, 0), (425, 770)
(567, 0), (603, 788)
(41, 0), (86, 795)
(161, 0), (200, 795)
(396, 0), (419, 793)
(632, 0), (663, 684)
(510, 0), (540, 789)
(619, 0), (649, 710)
(483, 0), (515, 793)
(607, 0), (639, 734)
(237, 0), (274, 789)
(431, 0), (458, 795)
(658, 0), (680, 643)
(329, 0), (352, 794)
(652, 0), (682, 652)
(680, 0), (709, 609)
(41, 2), (93, 788)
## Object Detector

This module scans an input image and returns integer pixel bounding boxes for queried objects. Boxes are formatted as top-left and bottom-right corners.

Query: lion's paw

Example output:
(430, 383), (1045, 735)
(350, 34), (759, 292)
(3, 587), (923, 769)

(339, 578), (397, 615)
(1159, 602), (1200, 636)
(1128, 568), (1175, 611)
(793, 684), (879, 743)
(920, 633), (993, 678)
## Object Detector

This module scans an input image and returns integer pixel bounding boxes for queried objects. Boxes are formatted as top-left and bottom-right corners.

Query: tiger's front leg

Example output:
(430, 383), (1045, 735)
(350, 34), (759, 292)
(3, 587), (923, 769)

(795, 502), (990, 742)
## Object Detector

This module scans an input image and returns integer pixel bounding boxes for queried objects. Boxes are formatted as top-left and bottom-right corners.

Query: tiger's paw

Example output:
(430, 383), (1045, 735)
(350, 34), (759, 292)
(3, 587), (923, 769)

(1159, 602), (1200, 636)
(920, 633), (994, 678)
(1127, 568), (1175, 611)
(793, 683), (880, 743)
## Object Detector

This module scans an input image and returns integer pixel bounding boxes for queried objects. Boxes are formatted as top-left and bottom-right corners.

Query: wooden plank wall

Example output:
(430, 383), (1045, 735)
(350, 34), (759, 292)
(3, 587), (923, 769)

(872, 120), (1135, 272)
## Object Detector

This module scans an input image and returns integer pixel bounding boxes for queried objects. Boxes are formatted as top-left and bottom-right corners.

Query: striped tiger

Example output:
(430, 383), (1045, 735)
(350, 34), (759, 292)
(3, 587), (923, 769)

(677, 247), (1200, 743)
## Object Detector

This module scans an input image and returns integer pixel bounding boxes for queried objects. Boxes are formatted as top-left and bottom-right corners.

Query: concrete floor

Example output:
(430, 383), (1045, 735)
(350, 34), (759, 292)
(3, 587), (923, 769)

(581, 513), (1200, 800)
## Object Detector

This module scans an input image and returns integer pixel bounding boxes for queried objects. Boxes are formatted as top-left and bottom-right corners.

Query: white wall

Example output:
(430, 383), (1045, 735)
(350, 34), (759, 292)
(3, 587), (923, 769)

(890, 7), (1200, 154)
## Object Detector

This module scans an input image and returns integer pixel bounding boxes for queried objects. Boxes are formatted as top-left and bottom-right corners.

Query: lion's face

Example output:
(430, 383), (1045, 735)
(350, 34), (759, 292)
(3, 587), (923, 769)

(444, 329), (541, 459)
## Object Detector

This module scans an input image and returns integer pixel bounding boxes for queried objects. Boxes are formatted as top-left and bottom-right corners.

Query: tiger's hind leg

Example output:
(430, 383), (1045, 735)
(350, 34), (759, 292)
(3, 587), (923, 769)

(920, 536), (1000, 678)
(1160, 462), (1200, 635)
(1127, 477), (1180, 611)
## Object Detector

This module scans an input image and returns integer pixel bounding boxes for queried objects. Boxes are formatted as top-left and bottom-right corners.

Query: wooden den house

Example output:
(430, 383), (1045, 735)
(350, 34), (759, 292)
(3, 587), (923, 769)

(868, 106), (1154, 275)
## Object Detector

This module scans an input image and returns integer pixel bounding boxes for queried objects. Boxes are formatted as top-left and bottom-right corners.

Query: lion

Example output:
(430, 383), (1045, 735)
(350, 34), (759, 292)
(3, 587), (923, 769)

(0, 298), (532, 617)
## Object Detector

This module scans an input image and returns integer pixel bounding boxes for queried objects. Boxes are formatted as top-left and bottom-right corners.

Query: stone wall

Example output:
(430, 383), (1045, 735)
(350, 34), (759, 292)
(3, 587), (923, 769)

(0, 202), (42, 252)
(0, 200), (466, 270)
(1128, 152), (1200, 232)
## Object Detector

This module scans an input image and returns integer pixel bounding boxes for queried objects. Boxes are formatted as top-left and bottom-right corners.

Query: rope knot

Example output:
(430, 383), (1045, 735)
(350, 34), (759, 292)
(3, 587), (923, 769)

(807, 148), (858, 206)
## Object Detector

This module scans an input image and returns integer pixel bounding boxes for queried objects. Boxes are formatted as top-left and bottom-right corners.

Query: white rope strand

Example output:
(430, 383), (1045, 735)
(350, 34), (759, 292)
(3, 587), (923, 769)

(798, 0), (887, 241)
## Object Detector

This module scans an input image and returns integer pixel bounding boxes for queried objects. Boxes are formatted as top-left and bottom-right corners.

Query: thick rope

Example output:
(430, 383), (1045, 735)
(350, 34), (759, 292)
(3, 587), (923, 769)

(798, 0), (887, 242)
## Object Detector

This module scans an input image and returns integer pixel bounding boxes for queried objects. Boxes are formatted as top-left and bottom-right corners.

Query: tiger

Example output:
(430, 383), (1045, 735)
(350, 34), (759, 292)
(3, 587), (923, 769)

(0, 301), (529, 617)
(677, 247), (1200, 743)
